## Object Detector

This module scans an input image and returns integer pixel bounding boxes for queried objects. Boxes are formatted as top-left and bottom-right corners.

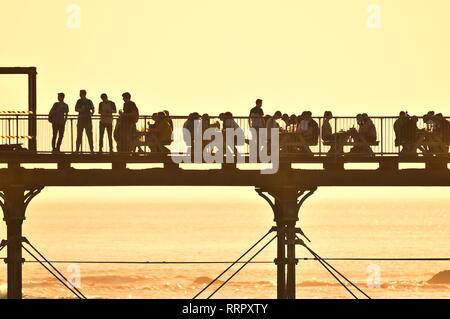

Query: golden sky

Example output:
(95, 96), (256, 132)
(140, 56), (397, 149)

(1, 0), (449, 116)
(1, 0), (450, 201)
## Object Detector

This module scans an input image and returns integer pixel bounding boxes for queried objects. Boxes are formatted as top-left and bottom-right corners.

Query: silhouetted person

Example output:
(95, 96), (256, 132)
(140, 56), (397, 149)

(118, 92), (139, 152)
(75, 90), (94, 153)
(349, 113), (377, 155)
(321, 111), (333, 142)
(49, 92), (69, 153)
(264, 111), (281, 154)
(360, 113), (377, 143)
(249, 99), (264, 129)
(281, 113), (290, 131)
(163, 110), (174, 130)
(183, 112), (200, 155)
(98, 93), (117, 153)
(431, 113), (449, 154)
(147, 112), (173, 153)
(288, 114), (297, 132)
(222, 112), (244, 156)
(249, 99), (264, 151)
(266, 111), (282, 130)
(402, 115), (421, 155)
(394, 111), (408, 148)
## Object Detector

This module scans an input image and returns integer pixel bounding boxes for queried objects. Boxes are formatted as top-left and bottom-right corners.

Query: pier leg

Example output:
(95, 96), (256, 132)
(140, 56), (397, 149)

(286, 221), (297, 299)
(256, 186), (316, 299)
(275, 221), (286, 299)
(0, 187), (42, 299)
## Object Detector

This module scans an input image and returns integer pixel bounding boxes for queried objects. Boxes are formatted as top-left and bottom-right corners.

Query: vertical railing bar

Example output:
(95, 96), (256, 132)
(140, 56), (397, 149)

(380, 117), (384, 156)
(70, 118), (74, 153)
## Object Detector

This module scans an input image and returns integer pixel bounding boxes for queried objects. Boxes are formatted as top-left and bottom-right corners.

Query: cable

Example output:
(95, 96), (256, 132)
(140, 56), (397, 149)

(22, 240), (87, 299)
(193, 228), (274, 299)
(22, 245), (85, 299)
(207, 234), (277, 299)
(296, 235), (370, 299)
(310, 249), (358, 299)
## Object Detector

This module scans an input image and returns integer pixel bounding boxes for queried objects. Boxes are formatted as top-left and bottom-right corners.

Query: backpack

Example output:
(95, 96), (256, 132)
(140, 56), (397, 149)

(48, 105), (56, 123)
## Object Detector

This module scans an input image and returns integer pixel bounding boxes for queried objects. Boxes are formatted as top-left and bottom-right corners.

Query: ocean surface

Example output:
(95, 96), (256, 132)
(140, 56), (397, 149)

(1, 186), (450, 299)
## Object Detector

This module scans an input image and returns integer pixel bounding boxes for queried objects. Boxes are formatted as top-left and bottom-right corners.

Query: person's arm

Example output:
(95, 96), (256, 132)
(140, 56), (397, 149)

(112, 102), (117, 113)
(64, 104), (69, 122)
(90, 100), (95, 115)
(98, 102), (103, 115)
(75, 100), (80, 112)
(134, 102), (139, 117)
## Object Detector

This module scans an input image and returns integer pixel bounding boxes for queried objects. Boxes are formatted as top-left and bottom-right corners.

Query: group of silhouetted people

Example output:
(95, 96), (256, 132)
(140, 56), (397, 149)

(394, 111), (450, 155)
(49, 95), (449, 156)
(49, 90), (139, 153)
(247, 99), (379, 156)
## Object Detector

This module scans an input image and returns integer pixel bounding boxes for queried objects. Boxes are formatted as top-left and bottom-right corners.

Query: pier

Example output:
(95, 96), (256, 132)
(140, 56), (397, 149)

(1, 67), (450, 299)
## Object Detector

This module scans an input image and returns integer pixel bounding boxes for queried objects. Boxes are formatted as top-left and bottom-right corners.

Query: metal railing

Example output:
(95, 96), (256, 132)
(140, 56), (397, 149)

(0, 114), (449, 156)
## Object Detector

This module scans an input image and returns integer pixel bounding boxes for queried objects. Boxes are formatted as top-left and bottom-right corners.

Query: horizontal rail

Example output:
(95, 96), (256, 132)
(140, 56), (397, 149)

(2, 257), (450, 264)
(1, 114), (449, 158)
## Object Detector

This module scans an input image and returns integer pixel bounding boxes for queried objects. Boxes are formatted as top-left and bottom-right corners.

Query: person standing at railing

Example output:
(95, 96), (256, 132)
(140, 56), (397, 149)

(118, 92), (139, 152)
(48, 92), (69, 153)
(248, 99), (265, 152)
(98, 93), (117, 153)
(75, 89), (95, 153)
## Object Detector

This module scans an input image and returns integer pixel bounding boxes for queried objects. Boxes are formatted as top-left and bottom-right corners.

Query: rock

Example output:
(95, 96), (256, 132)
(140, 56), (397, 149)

(428, 270), (450, 284)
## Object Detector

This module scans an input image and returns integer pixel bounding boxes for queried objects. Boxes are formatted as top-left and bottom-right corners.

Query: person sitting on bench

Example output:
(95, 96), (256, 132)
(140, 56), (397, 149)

(321, 111), (349, 156)
(348, 113), (377, 155)
(146, 112), (173, 153)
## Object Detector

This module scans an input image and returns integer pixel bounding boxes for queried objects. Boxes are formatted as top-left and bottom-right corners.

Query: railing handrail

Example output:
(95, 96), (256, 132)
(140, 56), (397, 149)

(1, 114), (450, 120)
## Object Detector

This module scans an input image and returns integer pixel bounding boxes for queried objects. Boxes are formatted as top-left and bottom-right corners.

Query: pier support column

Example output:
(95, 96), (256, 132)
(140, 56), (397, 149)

(0, 187), (42, 299)
(256, 186), (316, 299)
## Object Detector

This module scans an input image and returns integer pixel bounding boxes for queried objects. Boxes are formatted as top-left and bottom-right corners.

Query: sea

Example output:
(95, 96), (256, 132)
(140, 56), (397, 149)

(0, 186), (449, 299)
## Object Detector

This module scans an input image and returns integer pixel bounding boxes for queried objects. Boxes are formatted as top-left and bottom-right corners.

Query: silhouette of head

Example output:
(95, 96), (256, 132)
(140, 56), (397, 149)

(324, 111), (333, 120)
(157, 111), (166, 120)
(57, 93), (65, 102)
(255, 99), (263, 108)
(80, 90), (87, 98)
(356, 114), (363, 125)
(122, 92), (131, 101)
(399, 111), (406, 117)
(273, 111), (282, 119)
(100, 93), (108, 102)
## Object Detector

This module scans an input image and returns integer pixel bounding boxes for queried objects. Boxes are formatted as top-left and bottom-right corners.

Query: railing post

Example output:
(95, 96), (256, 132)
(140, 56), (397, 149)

(15, 115), (19, 145)
(70, 118), (74, 153)
(8, 118), (11, 145)
(28, 67), (37, 151)
(381, 117), (384, 155)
